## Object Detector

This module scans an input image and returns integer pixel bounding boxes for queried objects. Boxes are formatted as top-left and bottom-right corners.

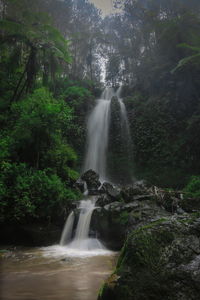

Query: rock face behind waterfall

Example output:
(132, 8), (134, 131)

(107, 96), (133, 184)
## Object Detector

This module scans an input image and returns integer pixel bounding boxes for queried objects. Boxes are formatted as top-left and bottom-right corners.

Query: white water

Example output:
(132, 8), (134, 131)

(60, 211), (75, 246)
(74, 200), (96, 241)
(54, 198), (109, 257)
(84, 87), (115, 181)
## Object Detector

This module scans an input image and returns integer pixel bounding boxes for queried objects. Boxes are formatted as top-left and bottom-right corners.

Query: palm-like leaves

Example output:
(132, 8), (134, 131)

(0, 8), (71, 101)
(172, 43), (200, 73)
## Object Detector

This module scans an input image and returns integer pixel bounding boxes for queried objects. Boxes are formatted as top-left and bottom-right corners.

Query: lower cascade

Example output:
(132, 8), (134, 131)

(60, 197), (105, 251)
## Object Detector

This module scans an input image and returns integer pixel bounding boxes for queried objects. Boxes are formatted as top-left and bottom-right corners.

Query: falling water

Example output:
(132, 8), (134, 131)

(59, 85), (132, 254)
(60, 212), (75, 246)
(84, 87), (115, 180)
(116, 86), (134, 182)
(117, 86), (132, 150)
(59, 198), (105, 252)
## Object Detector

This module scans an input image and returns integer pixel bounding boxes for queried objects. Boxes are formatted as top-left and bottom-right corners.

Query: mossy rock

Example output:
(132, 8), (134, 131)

(99, 216), (200, 300)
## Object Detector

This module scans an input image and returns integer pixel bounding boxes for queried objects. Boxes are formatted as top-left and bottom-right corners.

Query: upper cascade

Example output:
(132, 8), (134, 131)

(84, 86), (132, 182)
(83, 87), (114, 181)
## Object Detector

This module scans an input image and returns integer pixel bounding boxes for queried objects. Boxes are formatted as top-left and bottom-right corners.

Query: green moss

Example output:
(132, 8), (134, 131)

(98, 282), (106, 298)
(132, 218), (168, 235)
(118, 211), (129, 225)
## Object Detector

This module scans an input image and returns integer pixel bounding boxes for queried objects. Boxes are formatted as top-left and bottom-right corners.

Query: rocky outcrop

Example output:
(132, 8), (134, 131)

(92, 197), (170, 250)
(81, 169), (101, 193)
(98, 213), (200, 300)
(99, 182), (121, 199)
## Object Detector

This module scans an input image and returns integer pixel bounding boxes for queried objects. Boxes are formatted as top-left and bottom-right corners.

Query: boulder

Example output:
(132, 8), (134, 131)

(121, 183), (149, 203)
(81, 169), (101, 191)
(96, 194), (113, 207)
(92, 198), (169, 250)
(99, 182), (121, 199)
(98, 214), (200, 300)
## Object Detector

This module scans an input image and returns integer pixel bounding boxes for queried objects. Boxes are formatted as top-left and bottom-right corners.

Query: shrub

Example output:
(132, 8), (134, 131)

(184, 176), (200, 198)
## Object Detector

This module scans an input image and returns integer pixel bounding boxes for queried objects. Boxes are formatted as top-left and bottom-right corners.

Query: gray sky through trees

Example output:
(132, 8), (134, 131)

(89, 0), (114, 15)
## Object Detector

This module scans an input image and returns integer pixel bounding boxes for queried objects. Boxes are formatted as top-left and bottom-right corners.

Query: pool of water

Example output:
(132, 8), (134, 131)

(0, 246), (117, 300)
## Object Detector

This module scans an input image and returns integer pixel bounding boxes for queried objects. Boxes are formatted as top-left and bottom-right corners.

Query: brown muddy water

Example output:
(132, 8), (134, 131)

(0, 246), (117, 300)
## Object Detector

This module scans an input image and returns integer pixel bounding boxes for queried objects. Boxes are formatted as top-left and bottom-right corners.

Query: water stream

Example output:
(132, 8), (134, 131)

(0, 247), (117, 300)
(84, 87), (115, 180)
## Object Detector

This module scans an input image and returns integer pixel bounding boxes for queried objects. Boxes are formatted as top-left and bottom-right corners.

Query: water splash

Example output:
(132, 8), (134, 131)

(59, 198), (105, 254)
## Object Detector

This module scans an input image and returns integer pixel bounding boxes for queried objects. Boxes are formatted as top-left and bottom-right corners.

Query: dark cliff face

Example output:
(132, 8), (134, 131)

(107, 97), (133, 184)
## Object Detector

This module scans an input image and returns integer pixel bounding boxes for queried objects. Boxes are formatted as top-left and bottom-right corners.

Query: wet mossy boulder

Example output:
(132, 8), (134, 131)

(99, 215), (200, 300)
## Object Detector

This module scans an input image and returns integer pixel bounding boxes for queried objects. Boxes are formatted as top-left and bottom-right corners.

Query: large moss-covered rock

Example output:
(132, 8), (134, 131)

(98, 215), (200, 300)
(92, 198), (169, 250)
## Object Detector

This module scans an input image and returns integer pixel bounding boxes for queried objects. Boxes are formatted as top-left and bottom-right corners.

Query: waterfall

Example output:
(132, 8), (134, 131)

(84, 87), (115, 180)
(117, 86), (133, 162)
(59, 85), (132, 253)
(60, 212), (75, 246)
(60, 198), (104, 251)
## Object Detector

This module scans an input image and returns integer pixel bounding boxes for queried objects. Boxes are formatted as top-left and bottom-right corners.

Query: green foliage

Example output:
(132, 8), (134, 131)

(184, 176), (200, 198)
(0, 86), (83, 225)
(64, 86), (93, 110)
(0, 162), (80, 223)
(9, 88), (77, 177)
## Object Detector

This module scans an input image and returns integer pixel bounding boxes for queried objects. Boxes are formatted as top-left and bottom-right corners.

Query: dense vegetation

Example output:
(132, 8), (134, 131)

(1, 0), (200, 227)
(104, 0), (200, 187)
(0, 0), (101, 225)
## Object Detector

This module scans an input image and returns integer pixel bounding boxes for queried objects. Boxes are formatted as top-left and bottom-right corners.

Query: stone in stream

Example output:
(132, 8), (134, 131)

(81, 169), (101, 191)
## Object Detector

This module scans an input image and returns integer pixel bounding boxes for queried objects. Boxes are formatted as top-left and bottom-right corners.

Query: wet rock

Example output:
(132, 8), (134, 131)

(81, 169), (101, 191)
(133, 195), (152, 201)
(104, 202), (123, 212)
(121, 182), (149, 203)
(92, 198), (169, 250)
(74, 178), (85, 193)
(99, 182), (121, 199)
(181, 197), (200, 213)
(96, 194), (113, 207)
(98, 214), (200, 300)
